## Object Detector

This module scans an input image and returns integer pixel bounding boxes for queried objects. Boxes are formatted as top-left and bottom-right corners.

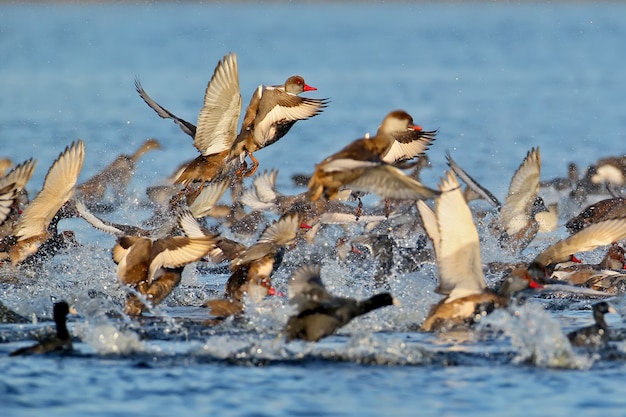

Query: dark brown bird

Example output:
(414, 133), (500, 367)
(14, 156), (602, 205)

(565, 197), (626, 234)
(567, 301), (616, 348)
(284, 264), (398, 342)
(9, 302), (75, 356)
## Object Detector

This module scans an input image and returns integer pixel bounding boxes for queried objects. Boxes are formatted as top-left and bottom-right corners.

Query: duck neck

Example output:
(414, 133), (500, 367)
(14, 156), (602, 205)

(55, 314), (70, 340)
(594, 310), (609, 332)
(356, 293), (393, 316)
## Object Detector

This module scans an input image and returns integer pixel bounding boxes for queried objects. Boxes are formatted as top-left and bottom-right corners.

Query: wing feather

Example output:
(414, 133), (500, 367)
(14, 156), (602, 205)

(14, 141), (85, 241)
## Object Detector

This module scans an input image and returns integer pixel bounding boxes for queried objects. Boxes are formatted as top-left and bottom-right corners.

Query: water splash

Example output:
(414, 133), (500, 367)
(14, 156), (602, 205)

(76, 322), (145, 355)
(478, 303), (593, 369)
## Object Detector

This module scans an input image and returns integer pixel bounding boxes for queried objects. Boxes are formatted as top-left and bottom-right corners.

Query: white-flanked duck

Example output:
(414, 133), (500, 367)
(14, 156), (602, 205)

(417, 170), (541, 332)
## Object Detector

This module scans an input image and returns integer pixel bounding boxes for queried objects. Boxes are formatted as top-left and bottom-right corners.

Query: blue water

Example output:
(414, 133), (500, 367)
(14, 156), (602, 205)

(1, 2), (626, 416)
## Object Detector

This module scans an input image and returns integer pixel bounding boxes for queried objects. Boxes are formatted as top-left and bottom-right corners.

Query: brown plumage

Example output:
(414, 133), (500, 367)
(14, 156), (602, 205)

(202, 213), (300, 319)
(0, 158), (37, 239)
(112, 211), (218, 316)
(521, 218), (626, 284)
(228, 75), (328, 177)
(565, 198), (626, 234)
(137, 54), (241, 188)
(307, 111), (441, 202)
(551, 243), (625, 286)
(76, 138), (161, 209)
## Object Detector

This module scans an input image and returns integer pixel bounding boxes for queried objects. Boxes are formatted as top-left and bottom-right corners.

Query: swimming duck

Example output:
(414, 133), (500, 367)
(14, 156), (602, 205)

(551, 243), (625, 286)
(9, 301), (75, 356)
(284, 264), (398, 342)
(567, 301), (616, 348)
(417, 170), (542, 332)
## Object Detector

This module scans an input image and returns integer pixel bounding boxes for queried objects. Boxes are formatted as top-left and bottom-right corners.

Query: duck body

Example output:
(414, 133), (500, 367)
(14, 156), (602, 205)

(286, 293), (395, 342)
(9, 302), (73, 356)
(284, 264), (397, 342)
(567, 301), (616, 348)
(307, 111), (440, 203)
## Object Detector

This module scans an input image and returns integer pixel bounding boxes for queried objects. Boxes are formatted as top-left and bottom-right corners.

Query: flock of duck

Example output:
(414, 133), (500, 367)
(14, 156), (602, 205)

(2, 52), (626, 357)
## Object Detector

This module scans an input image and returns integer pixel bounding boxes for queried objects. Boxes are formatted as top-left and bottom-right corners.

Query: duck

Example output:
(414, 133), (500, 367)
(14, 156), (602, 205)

(202, 213), (300, 319)
(112, 211), (219, 316)
(523, 217), (626, 284)
(306, 111), (441, 202)
(138, 53), (328, 187)
(447, 147), (553, 252)
(567, 301), (616, 348)
(565, 197), (626, 234)
(284, 264), (398, 342)
(570, 156), (626, 202)
(227, 75), (328, 177)
(416, 170), (542, 332)
(584, 272), (626, 294)
(76, 138), (161, 211)
(9, 301), (75, 356)
(0, 141), (85, 266)
(551, 243), (625, 286)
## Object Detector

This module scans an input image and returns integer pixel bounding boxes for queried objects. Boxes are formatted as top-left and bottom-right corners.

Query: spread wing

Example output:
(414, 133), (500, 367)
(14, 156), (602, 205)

(0, 182), (18, 227)
(148, 236), (217, 283)
(253, 89), (328, 145)
(534, 218), (626, 266)
(134, 78), (197, 137)
(14, 141), (85, 241)
(382, 129), (437, 164)
(195, 53), (242, 156)
(446, 151), (501, 208)
(500, 147), (541, 234)
(432, 171), (485, 299)
(342, 162), (441, 201)
(288, 264), (331, 304)
(0, 158), (37, 191)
